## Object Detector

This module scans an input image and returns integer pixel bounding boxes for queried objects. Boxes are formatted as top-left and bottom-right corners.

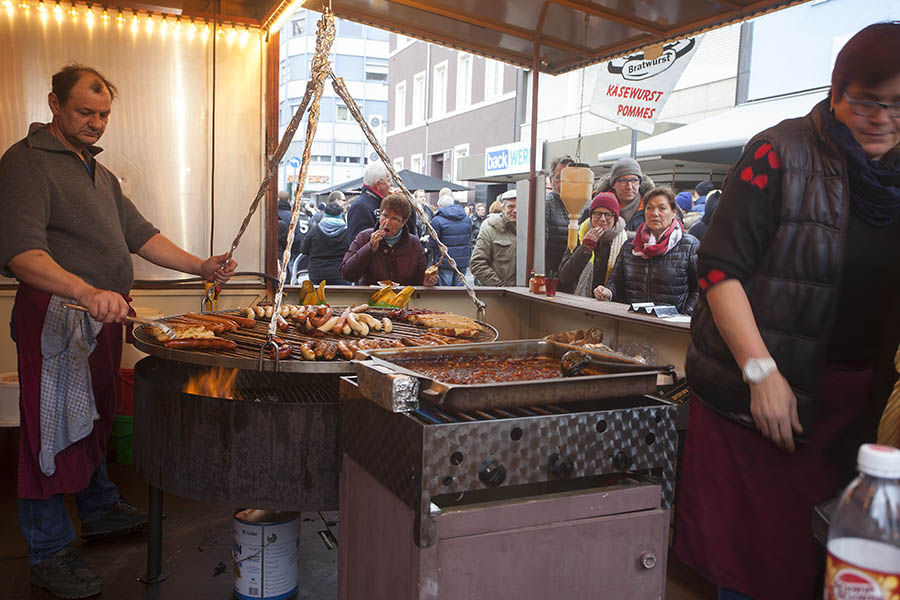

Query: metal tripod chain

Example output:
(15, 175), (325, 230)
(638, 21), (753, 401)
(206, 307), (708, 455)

(574, 13), (589, 163)
(330, 72), (486, 321)
(266, 8), (336, 341)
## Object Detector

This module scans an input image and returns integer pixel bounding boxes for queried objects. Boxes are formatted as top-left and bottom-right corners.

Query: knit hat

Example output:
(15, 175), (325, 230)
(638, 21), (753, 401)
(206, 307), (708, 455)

(610, 157), (642, 184)
(324, 202), (342, 216)
(675, 191), (693, 212)
(589, 192), (620, 219)
(317, 202), (326, 211)
(695, 180), (714, 196)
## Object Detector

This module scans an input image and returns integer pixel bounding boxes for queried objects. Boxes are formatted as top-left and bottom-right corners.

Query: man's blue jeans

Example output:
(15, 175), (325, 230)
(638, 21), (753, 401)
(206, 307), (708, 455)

(18, 461), (119, 564)
(438, 268), (466, 286)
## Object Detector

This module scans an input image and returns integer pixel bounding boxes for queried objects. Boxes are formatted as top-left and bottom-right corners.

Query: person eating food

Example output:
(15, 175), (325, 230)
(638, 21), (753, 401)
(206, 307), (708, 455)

(340, 193), (438, 286)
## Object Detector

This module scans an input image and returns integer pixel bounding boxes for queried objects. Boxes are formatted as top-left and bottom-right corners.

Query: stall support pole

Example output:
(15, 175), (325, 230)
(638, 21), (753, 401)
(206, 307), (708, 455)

(526, 31), (542, 279)
(138, 484), (168, 584)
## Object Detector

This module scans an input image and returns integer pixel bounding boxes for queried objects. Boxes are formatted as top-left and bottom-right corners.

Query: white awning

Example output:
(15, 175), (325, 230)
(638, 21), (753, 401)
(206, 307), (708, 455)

(596, 89), (828, 165)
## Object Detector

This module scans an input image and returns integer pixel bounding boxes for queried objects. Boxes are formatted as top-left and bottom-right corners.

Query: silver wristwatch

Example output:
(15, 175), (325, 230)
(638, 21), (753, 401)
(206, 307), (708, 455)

(742, 357), (778, 384)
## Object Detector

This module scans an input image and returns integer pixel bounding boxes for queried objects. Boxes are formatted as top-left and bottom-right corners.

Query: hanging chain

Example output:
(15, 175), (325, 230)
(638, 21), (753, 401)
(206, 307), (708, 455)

(331, 72), (486, 321)
(267, 8), (336, 340)
(574, 13), (589, 163)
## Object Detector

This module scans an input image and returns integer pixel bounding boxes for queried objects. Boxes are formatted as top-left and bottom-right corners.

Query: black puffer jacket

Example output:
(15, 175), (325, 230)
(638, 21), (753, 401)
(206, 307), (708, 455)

(606, 234), (700, 314)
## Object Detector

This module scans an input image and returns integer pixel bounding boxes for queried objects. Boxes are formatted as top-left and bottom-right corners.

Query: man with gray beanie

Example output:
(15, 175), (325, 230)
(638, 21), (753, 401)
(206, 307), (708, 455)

(583, 157), (661, 236)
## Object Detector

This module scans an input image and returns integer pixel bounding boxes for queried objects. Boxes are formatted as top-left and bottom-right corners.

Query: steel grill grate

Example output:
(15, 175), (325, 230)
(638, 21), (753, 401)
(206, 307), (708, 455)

(411, 403), (574, 425)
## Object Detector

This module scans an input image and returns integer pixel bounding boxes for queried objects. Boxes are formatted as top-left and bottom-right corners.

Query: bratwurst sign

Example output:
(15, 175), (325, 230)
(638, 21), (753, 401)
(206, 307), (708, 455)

(590, 37), (700, 134)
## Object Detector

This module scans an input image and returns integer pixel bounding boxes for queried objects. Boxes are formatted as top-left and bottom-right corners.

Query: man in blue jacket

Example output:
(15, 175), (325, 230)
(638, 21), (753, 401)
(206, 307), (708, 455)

(346, 162), (416, 246)
(428, 194), (472, 286)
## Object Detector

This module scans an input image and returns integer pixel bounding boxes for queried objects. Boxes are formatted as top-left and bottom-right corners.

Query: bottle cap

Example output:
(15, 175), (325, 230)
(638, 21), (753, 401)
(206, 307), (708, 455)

(858, 444), (900, 478)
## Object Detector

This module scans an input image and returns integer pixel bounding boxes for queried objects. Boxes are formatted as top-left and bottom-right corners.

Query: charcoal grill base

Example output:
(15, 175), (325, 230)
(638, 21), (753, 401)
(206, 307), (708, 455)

(134, 357), (340, 511)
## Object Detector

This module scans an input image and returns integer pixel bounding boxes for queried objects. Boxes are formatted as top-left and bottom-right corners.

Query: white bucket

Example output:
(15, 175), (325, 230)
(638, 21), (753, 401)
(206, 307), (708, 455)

(233, 509), (301, 600)
(0, 372), (19, 428)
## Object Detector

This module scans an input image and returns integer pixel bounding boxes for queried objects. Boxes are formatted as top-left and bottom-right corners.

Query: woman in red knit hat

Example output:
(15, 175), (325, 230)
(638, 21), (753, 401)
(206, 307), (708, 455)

(558, 192), (627, 296)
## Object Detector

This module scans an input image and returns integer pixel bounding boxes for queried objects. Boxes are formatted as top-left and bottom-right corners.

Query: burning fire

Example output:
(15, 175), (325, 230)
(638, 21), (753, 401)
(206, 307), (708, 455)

(183, 367), (238, 399)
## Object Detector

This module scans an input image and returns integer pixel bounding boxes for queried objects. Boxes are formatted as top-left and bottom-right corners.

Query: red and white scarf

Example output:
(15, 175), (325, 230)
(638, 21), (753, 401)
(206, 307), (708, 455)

(632, 219), (683, 258)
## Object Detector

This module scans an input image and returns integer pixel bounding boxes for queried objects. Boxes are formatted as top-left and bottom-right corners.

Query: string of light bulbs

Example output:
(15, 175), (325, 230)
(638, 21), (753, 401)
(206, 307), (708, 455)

(1, 0), (260, 47)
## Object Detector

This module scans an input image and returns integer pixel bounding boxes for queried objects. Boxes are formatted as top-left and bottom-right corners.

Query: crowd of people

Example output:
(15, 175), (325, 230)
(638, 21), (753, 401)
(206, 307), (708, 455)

(279, 153), (717, 310)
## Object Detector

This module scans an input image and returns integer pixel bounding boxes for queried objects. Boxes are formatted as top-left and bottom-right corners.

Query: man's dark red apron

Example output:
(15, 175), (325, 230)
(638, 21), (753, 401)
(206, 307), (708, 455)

(15, 283), (123, 500)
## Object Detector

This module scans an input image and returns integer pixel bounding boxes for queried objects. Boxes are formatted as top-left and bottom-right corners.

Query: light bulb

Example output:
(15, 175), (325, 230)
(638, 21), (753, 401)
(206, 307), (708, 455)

(53, 1), (62, 23)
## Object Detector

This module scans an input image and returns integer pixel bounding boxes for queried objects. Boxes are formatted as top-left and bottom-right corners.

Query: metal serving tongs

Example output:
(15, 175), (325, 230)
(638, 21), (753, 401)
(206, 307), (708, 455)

(62, 303), (176, 340)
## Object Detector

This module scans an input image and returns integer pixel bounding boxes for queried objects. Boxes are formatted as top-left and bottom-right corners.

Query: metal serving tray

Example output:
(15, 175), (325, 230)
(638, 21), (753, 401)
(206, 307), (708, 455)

(354, 340), (667, 412)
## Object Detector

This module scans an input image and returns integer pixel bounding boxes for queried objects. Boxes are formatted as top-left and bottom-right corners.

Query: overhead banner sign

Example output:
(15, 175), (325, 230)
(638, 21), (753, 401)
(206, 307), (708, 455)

(590, 37), (701, 135)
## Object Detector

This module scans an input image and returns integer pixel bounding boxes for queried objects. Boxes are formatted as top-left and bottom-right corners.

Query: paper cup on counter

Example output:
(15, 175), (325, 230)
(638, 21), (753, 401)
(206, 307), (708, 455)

(0, 372), (20, 428)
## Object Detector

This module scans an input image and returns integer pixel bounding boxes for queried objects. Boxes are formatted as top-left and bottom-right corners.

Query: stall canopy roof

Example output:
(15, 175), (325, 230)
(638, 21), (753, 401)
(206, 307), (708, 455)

(596, 89), (828, 165)
(107, 1), (808, 71)
(293, 0), (808, 75)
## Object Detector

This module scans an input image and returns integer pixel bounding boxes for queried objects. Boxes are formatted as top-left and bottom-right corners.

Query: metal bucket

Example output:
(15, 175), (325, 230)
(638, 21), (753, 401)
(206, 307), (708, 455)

(233, 509), (301, 600)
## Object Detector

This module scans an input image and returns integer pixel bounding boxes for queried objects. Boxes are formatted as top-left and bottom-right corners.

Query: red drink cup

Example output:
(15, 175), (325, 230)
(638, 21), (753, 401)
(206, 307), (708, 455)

(545, 277), (559, 297)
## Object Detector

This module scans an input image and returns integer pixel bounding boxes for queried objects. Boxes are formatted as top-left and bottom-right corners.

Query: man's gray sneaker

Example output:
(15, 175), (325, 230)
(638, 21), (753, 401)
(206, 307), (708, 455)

(81, 499), (148, 540)
(30, 545), (103, 599)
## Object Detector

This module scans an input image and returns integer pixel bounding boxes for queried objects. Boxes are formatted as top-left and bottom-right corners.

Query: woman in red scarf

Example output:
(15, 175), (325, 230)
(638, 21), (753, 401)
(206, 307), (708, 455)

(593, 186), (700, 314)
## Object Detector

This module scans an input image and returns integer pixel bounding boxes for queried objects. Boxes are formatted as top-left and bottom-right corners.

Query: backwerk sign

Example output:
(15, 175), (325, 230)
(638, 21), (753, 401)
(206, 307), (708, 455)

(484, 141), (542, 177)
(591, 37), (701, 135)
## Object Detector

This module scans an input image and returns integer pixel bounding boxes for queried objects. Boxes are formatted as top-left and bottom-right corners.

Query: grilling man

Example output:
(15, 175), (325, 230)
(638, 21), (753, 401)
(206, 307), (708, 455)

(0, 64), (237, 598)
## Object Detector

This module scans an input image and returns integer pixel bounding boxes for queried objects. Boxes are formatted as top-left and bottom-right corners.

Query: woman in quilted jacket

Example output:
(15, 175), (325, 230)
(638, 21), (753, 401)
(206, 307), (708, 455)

(593, 186), (699, 314)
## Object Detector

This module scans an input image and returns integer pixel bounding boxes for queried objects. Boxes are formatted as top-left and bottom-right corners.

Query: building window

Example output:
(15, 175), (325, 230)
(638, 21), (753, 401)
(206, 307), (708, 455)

(394, 81), (407, 129)
(453, 144), (469, 184)
(393, 157), (404, 171)
(335, 156), (362, 164)
(456, 53), (472, 109)
(336, 105), (352, 123)
(311, 141), (332, 163)
(432, 61), (448, 117)
(291, 17), (304, 37)
(366, 63), (388, 82)
(410, 153), (423, 174)
(485, 59), (504, 100)
(412, 71), (426, 123)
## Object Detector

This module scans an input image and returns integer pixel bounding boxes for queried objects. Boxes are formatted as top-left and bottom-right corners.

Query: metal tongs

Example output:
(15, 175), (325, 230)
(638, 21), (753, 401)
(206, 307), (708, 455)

(62, 303), (176, 339)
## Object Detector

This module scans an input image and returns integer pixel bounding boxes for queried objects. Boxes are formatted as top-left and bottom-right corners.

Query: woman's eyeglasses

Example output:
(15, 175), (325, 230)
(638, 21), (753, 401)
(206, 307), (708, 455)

(592, 211), (615, 221)
(843, 91), (900, 118)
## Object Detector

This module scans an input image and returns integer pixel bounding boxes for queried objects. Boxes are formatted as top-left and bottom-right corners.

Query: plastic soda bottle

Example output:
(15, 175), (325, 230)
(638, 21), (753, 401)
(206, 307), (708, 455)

(824, 444), (900, 599)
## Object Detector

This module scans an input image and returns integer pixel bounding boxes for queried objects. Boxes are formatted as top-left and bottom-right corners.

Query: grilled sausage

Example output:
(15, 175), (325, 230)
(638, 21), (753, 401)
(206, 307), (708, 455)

(219, 313), (257, 329)
(401, 337), (429, 347)
(382, 317), (393, 334)
(183, 313), (240, 331)
(163, 338), (237, 350)
(335, 307), (352, 332)
(313, 341), (327, 359)
(321, 341), (338, 360)
(337, 340), (354, 360)
(254, 306), (266, 317)
(309, 307), (334, 328)
(267, 337), (293, 359)
(316, 315), (339, 333)
(350, 304), (369, 313)
(243, 307), (256, 320)
(299, 342), (316, 361)
(166, 318), (226, 334)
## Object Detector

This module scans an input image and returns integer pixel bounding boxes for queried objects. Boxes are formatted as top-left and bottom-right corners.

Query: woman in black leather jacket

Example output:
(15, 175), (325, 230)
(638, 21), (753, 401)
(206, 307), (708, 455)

(593, 186), (699, 314)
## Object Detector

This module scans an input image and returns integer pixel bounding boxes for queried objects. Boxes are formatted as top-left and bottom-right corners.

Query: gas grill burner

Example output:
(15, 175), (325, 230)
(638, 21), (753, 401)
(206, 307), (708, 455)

(341, 377), (685, 548)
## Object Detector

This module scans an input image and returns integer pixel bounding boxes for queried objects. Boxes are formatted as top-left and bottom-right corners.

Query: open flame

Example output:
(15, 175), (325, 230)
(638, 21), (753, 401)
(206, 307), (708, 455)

(182, 367), (238, 399)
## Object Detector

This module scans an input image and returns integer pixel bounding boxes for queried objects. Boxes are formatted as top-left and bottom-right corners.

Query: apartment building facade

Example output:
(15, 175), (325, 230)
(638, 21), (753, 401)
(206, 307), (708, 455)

(277, 11), (391, 196)
(386, 35), (521, 204)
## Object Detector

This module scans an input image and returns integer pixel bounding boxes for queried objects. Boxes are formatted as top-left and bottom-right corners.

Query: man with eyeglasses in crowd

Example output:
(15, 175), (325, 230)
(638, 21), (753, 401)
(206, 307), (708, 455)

(582, 157), (659, 238)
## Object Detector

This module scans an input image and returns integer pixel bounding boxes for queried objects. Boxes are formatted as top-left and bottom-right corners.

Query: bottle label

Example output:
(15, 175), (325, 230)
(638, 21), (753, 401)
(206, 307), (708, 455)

(825, 550), (899, 600)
